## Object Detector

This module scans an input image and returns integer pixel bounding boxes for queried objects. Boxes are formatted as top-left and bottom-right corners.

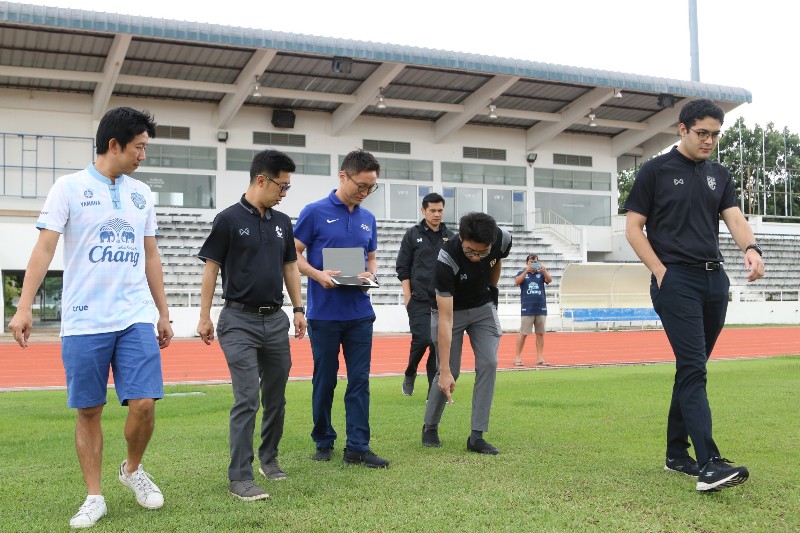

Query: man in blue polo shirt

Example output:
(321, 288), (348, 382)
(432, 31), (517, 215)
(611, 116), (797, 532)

(625, 98), (764, 492)
(294, 149), (388, 468)
(197, 149), (306, 501)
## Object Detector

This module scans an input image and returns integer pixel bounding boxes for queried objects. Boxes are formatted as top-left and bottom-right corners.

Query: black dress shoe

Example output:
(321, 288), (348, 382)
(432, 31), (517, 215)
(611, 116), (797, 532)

(342, 448), (390, 468)
(466, 437), (500, 455)
(313, 446), (333, 461)
(422, 425), (441, 447)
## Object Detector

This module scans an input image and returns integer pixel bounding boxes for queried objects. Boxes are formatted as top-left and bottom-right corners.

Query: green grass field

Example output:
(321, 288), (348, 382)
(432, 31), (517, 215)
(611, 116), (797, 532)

(1, 357), (798, 532)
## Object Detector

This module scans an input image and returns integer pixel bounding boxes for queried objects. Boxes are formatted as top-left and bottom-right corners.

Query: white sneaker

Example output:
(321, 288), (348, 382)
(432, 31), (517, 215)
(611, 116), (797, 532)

(69, 496), (107, 529)
(118, 461), (164, 509)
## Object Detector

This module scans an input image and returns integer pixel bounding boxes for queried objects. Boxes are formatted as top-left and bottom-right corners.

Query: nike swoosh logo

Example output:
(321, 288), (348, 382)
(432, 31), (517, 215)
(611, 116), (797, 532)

(326, 219), (338, 223)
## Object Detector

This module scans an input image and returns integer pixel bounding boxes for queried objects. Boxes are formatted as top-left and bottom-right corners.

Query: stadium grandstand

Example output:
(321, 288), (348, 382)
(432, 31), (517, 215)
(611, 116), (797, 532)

(2, 1), (798, 336)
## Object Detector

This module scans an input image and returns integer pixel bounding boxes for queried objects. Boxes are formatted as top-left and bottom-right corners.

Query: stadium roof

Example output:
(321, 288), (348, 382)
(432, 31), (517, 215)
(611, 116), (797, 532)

(0, 1), (752, 158)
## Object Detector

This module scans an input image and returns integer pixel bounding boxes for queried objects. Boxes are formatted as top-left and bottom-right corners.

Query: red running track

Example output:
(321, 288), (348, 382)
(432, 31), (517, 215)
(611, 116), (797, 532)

(1, 327), (798, 390)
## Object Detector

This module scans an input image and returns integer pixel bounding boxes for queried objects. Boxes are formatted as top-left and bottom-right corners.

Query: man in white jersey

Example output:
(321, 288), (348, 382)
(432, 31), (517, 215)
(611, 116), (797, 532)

(8, 107), (173, 529)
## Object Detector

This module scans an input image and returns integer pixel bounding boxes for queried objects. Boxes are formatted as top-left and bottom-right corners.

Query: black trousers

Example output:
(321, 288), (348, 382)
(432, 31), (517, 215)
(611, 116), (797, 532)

(404, 298), (437, 389)
(651, 264), (729, 466)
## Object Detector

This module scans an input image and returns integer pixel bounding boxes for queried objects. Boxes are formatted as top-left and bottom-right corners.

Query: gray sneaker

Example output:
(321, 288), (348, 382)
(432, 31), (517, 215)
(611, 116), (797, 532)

(229, 480), (269, 501)
(259, 458), (288, 480)
(402, 374), (416, 396)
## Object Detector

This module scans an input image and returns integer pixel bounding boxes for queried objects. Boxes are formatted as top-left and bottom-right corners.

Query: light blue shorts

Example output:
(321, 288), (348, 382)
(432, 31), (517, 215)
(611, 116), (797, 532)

(61, 323), (163, 408)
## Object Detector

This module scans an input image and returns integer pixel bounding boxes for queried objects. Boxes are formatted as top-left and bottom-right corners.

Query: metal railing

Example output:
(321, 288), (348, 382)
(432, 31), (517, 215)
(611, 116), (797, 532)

(532, 208), (582, 249)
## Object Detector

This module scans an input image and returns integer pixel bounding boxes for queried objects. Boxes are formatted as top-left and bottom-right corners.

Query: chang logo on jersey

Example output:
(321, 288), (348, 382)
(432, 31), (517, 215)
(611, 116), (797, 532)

(527, 283), (541, 294)
(707, 176), (716, 190)
(131, 192), (147, 210)
(88, 218), (140, 267)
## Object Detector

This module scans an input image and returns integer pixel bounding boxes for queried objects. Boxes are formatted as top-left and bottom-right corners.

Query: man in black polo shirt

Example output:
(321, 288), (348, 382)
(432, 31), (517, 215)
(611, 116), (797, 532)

(196, 149), (307, 501)
(395, 192), (455, 396)
(625, 99), (764, 492)
(421, 212), (512, 454)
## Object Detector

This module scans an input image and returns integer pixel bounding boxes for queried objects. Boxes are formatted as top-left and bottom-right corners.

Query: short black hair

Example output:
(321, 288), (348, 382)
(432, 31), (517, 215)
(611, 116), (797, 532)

(341, 149), (381, 177)
(95, 107), (157, 155)
(527, 254), (538, 262)
(250, 149), (296, 183)
(422, 192), (445, 208)
(679, 99), (725, 129)
(458, 212), (497, 245)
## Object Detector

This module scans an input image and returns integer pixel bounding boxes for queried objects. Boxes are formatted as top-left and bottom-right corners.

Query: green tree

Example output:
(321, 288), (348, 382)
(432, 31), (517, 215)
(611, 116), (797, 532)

(4, 274), (21, 310)
(717, 118), (800, 220)
(616, 166), (637, 214)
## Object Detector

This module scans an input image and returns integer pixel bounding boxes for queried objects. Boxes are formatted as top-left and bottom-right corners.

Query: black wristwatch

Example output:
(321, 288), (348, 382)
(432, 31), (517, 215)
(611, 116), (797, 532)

(292, 306), (305, 314)
(745, 243), (763, 256)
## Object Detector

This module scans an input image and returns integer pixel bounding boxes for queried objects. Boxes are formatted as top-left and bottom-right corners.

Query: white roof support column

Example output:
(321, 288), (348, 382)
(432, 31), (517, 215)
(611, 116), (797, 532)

(611, 101), (687, 157)
(432, 75), (519, 144)
(525, 87), (613, 150)
(330, 62), (406, 136)
(216, 49), (277, 130)
(92, 33), (131, 120)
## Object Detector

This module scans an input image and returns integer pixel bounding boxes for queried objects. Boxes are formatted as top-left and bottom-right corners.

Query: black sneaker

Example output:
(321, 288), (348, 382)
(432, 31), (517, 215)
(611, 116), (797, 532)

(313, 446), (333, 462)
(342, 448), (390, 468)
(696, 457), (749, 492)
(664, 456), (700, 477)
(466, 437), (500, 455)
(421, 425), (441, 447)
(402, 375), (416, 396)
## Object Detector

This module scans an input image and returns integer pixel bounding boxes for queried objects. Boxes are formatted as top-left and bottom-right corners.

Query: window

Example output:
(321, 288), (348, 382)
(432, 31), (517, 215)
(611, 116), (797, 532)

(463, 147), (507, 161)
(441, 162), (526, 186)
(141, 144), (216, 170)
(553, 153), (593, 167)
(135, 172), (216, 209)
(363, 139), (411, 154)
(338, 155), (433, 181)
(154, 125), (190, 140)
(252, 132), (306, 147)
(227, 149), (330, 176)
(534, 167), (611, 192)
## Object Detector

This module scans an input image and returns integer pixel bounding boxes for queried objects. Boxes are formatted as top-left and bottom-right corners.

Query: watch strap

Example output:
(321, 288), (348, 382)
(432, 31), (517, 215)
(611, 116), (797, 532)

(292, 306), (305, 314)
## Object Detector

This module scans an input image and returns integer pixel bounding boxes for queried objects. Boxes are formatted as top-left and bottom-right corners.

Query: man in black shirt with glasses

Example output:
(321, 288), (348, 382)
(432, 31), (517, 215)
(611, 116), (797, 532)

(625, 98), (764, 492)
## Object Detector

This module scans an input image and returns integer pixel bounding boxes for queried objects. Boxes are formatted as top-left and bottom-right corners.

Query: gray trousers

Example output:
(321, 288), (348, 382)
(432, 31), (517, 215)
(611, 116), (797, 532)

(424, 302), (501, 432)
(216, 306), (292, 481)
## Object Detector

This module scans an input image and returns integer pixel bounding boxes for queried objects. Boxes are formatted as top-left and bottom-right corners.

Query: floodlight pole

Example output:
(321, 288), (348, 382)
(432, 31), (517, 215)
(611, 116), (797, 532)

(689, 0), (700, 81)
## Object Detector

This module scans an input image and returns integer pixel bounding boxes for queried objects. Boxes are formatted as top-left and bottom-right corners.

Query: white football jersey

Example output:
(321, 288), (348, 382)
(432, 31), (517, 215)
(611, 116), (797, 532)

(37, 165), (158, 336)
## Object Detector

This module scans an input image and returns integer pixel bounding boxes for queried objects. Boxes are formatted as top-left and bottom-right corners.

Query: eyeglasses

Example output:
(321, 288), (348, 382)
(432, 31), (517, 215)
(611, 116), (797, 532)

(690, 128), (723, 142)
(346, 173), (379, 194)
(463, 246), (491, 259)
(258, 174), (291, 192)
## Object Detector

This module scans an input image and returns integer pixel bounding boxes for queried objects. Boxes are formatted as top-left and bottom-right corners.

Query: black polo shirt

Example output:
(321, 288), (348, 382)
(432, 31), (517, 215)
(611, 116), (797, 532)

(198, 195), (296, 307)
(625, 146), (738, 264)
(431, 227), (512, 311)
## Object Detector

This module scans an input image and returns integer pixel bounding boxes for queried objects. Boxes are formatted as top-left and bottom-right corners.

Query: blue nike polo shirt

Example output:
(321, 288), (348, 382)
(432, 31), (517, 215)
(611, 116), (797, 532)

(294, 190), (377, 321)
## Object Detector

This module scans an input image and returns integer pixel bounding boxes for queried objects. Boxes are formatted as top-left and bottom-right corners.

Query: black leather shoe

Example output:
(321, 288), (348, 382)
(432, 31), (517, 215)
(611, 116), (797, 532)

(313, 446), (333, 461)
(466, 437), (500, 455)
(422, 425), (441, 447)
(342, 448), (390, 468)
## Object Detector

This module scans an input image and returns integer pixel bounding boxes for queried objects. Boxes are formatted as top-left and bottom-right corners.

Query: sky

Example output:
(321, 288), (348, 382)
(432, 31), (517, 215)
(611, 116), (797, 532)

(29, 0), (799, 133)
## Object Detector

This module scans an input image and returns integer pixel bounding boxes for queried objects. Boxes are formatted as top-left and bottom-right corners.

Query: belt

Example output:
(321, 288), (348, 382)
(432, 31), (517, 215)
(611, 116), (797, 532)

(681, 262), (723, 271)
(225, 301), (282, 315)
